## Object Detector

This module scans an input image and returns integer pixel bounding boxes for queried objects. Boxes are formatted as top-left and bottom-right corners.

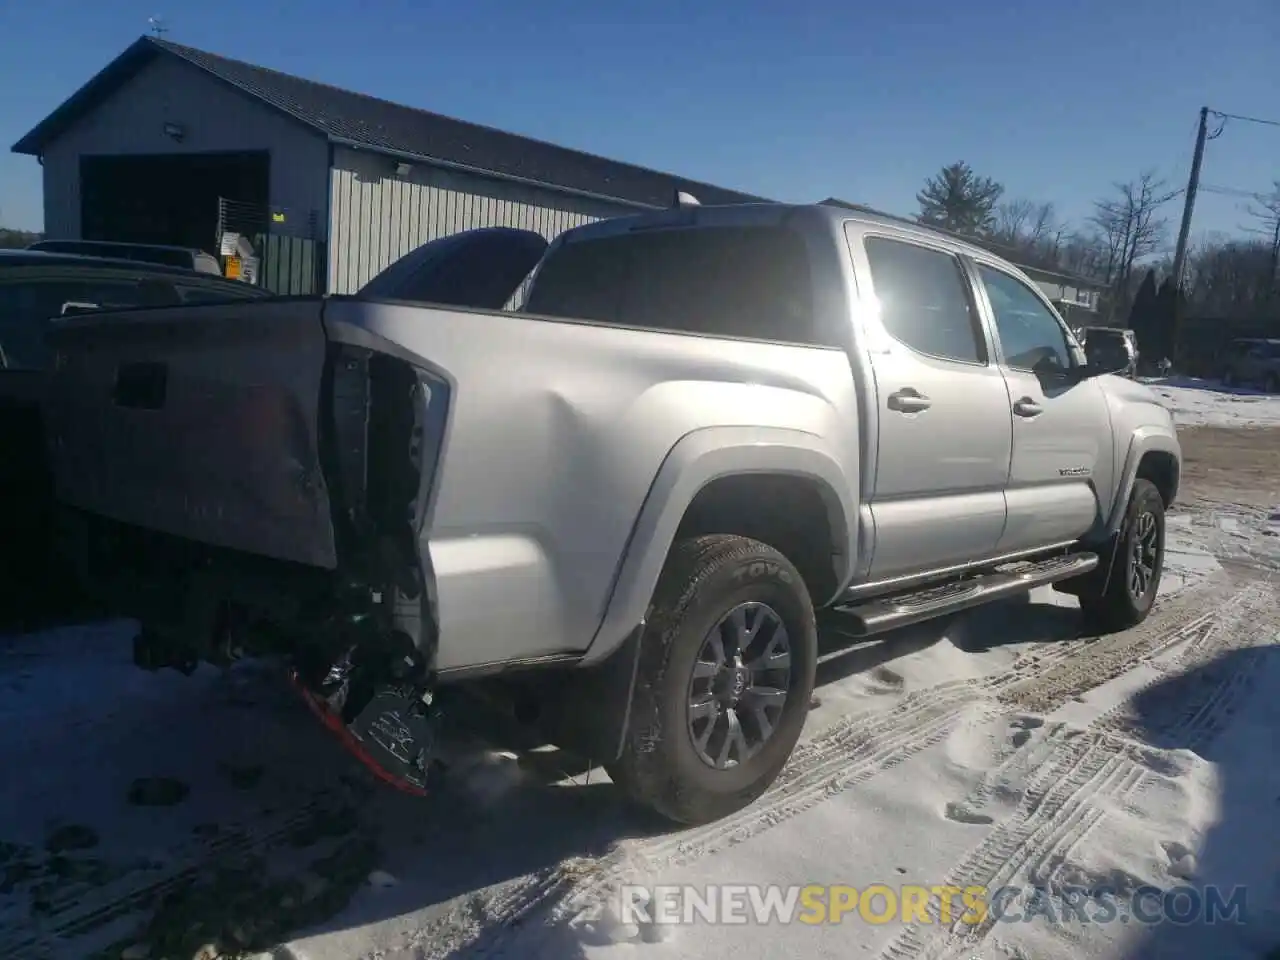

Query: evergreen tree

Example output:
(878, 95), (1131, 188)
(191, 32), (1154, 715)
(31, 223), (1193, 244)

(916, 162), (1004, 236)
(1127, 269), (1159, 359)
(1154, 278), (1179, 362)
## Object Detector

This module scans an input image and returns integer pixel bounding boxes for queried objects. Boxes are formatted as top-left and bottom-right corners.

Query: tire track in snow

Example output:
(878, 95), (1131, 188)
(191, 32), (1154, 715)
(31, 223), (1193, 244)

(939, 585), (1271, 827)
(876, 579), (1279, 960)
(408, 578), (1252, 960)
(994, 580), (1258, 714)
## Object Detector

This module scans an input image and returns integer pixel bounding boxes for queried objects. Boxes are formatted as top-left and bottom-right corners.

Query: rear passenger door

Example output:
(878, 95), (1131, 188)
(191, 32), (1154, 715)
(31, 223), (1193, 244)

(848, 229), (1014, 581)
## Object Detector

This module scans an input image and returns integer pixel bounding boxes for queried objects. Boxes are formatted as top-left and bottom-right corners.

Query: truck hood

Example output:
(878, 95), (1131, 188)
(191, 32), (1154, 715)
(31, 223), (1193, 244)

(1095, 374), (1176, 426)
(357, 227), (549, 308)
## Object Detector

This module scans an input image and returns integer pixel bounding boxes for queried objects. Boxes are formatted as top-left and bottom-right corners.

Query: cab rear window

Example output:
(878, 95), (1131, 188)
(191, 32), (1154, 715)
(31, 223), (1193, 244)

(523, 225), (820, 345)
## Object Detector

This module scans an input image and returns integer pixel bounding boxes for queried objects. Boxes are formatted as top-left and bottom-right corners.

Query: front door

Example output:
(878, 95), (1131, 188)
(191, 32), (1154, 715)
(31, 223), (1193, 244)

(971, 261), (1114, 554)
(852, 230), (1013, 581)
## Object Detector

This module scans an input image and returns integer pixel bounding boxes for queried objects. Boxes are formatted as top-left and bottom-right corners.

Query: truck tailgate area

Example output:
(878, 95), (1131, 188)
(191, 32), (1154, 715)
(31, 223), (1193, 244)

(44, 298), (338, 569)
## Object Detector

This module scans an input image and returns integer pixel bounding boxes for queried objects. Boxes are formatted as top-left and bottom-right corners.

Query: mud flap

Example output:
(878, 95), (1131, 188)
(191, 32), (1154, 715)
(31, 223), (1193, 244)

(1054, 533), (1123, 599)
(532, 625), (645, 766)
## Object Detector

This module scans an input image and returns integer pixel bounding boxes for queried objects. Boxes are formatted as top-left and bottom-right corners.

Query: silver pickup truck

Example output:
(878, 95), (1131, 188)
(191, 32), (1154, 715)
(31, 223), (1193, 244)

(42, 201), (1180, 825)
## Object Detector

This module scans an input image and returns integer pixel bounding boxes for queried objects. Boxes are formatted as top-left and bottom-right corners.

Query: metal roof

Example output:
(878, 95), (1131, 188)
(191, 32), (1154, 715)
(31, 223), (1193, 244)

(12, 36), (770, 210)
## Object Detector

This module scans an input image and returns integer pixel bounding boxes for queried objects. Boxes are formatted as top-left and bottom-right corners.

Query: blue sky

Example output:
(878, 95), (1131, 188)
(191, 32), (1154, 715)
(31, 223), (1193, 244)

(1, 0), (1276, 249)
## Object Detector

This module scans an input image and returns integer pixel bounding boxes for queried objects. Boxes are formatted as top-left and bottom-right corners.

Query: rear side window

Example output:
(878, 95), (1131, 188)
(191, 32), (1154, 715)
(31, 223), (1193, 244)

(862, 236), (986, 364)
(524, 226), (817, 344)
(0, 276), (176, 370)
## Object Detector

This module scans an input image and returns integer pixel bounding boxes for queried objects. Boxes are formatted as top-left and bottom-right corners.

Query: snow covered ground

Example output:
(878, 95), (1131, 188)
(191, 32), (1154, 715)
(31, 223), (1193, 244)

(1145, 376), (1280, 428)
(2, 380), (1278, 960)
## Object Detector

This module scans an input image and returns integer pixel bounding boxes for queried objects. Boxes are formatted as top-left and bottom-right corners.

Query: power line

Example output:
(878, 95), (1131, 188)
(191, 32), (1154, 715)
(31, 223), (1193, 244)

(1209, 109), (1280, 130)
(1200, 183), (1266, 200)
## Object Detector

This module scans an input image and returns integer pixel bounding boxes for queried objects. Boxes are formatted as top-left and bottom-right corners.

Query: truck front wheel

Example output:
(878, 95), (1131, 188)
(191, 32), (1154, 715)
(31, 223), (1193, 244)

(1077, 478), (1166, 632)
(607, 534), (818, 825)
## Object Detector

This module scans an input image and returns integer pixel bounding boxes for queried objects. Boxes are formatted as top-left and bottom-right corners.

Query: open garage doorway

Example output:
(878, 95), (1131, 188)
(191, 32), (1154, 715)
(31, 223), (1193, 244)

(79, 151), (269, 255)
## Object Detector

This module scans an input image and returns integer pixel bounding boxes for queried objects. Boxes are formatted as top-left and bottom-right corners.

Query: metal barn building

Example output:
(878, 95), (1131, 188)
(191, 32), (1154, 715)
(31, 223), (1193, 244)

(12, 36), (766, 295)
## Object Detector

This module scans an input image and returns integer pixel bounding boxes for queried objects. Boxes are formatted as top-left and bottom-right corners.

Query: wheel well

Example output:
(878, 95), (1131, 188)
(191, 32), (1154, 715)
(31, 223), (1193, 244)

(675, 473), (840, 605)
(1136, 450), (1179, 507)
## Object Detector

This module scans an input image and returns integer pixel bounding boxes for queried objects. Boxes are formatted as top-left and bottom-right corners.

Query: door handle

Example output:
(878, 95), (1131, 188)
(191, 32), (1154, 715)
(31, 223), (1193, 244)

(1013, 397), (1043, 418)
(887, 388), (932, 413)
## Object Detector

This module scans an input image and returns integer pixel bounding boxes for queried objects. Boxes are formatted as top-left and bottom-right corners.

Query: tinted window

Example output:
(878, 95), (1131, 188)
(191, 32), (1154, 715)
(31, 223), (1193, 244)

(523, 236), (628, 323)
(978, 265), (1072, 372)
(863, 237), (985, 364)
(0, 277), (170, 370)
(524, 226), (817, 343)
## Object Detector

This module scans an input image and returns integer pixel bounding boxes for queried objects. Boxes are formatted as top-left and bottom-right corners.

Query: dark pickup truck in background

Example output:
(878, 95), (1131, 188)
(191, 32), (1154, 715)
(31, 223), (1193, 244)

(27, 239), (224, 276)
(0, 249), (269, 627)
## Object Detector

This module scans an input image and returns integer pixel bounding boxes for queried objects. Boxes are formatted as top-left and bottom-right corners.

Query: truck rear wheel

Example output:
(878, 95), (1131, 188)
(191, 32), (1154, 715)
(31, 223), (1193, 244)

(607, 534), (817, 825)
(1077, 479), (1166, 633)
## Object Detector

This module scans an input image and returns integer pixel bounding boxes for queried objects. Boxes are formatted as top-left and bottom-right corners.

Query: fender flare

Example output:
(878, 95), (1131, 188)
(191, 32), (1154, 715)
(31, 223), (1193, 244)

(1104, 427), (1181, 537)
(579, 425), (857, 666)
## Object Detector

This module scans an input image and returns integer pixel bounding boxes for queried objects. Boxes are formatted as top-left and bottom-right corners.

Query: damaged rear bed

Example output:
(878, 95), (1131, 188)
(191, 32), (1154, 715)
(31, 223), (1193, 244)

(45, 295), (444, 792)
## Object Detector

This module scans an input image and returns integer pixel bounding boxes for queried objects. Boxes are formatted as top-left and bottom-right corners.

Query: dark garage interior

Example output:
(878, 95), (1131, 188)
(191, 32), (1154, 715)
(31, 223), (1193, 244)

(79, 150), (270, 253)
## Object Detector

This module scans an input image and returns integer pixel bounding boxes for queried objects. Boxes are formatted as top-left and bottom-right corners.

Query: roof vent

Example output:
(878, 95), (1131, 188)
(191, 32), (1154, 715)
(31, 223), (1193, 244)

(674, 190), (700, 207)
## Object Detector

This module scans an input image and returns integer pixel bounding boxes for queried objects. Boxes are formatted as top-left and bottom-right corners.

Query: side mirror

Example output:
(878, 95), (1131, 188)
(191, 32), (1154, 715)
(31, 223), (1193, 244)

(1031, 354), (1075, 381)
(1081, 344), (1130, 377)
(1086, 355), (1131, 377)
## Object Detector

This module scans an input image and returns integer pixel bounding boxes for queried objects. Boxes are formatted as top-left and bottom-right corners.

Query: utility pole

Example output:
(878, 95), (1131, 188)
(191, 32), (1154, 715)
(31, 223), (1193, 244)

(1169, 106), (1209, 364)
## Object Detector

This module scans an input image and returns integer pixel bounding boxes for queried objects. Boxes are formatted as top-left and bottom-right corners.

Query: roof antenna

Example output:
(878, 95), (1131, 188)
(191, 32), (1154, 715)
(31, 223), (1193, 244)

(674, 190), (700, 207)
(148, 16), (168, 37)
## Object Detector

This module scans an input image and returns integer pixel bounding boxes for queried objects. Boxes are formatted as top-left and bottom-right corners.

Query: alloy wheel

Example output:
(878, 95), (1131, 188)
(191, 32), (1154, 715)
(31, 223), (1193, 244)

(1128, 510), (1160, 602)
(686, 602), (792, 770)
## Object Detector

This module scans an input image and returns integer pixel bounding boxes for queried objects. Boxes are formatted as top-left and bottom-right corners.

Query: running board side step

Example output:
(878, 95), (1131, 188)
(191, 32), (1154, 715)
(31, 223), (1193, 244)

(823, 552), (1099, 638)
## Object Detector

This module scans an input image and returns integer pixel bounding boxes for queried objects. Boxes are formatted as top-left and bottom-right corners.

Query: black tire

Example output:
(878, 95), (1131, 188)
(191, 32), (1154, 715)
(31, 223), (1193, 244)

(1222, 369), (1235, 387)
(1077, 479), (1166, 633)
(606, 534), (817, 825)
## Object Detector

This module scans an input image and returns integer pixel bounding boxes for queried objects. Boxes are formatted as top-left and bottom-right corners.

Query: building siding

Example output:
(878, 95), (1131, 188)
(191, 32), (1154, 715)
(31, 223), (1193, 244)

(1021, 268), (1101, 312)
(39, 55), (330, 241)
(327, 146), (636, 294)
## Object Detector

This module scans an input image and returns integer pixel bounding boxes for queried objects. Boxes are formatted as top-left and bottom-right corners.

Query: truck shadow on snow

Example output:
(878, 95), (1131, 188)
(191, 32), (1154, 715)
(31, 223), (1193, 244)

(0, 592), (1087, 960)
(1118, 643), (1280, 960)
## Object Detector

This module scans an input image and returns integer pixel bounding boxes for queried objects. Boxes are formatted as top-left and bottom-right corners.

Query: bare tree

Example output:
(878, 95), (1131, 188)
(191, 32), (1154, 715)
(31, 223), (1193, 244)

(1087, 202), (1128, 286)
(1054, 230), (1110, 281)
(993, 199), (1035, 245)
(1245, 180), (1280, 299)
(1186, 238), (1276, 317)
(1026, 202), (1058, 248)
(1089, 171), (1179, 312)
